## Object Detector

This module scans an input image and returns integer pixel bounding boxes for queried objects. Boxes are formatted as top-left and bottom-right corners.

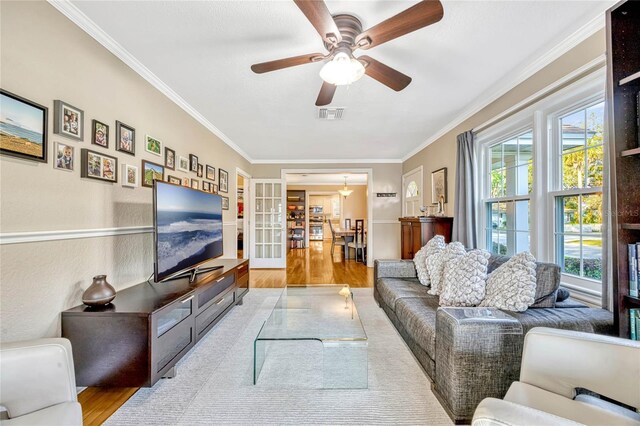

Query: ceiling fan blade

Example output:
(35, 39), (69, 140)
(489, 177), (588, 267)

(355, 0), (443, 50)
(251, 53), (324, 74)
(359, 55), (412, 91)
(293, 0), (342, 45)
(315, 81), (336, 106)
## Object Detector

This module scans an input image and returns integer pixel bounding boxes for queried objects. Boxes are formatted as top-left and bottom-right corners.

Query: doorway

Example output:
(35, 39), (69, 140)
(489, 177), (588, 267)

(236, 168), (250, 260)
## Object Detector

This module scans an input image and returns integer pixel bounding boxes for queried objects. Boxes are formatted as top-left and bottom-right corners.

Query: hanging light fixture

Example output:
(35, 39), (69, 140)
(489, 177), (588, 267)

(338, 176), (353, 198)
(319, 49), (365, 86)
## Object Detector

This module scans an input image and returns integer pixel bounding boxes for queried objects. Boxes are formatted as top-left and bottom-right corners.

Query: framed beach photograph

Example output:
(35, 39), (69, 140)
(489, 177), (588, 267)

(142, 160), (164, 188)
(115, 121), (135, 155)
(165, 147), (175, 170)
(121, 163), (138, 188)
(54, 100), (83, 141)
(206, 165), (215, 181)
(167, 175), (181, 185)
(221, 196), (229, 210)
(182, 177), (190, 187)
(53, 142), (74, 172)
(91, 119), (109, 148)
(145, 134), (162, 156)
(189, 154), (198, 172)
(178, 155), (189, 172)
(191, 178), (199, 190)
(431, 167), (447, 204)
(0, 90), (48, 163)
(197, 163), (203, 178)
(81, 148), (117, 183)
(218, 168), (228, 193)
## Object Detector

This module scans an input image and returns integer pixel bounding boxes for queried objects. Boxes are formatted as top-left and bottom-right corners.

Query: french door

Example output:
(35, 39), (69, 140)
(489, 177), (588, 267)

(250, 179), (286, 268)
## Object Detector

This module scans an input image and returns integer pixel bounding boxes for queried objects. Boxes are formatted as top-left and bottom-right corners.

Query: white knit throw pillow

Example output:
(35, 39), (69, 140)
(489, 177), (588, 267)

(480, 251), (537, 312)
(427, 241), (466, 295)
(440, 249), (491, 307)
(414, 235), (446, 287)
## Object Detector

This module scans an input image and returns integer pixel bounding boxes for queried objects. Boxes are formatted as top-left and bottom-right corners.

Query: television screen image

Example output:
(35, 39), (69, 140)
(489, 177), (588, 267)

(154, 181), (223, 282)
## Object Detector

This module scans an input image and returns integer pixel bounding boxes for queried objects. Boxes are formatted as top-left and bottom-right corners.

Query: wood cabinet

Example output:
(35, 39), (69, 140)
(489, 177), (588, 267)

(62, 259), (249, 387)
(399, 217), (454, 259)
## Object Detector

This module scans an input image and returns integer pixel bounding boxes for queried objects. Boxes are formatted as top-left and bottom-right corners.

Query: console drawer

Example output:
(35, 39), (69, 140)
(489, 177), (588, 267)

(236, 262), (249, 279)
(198, 273), (235, 310)
(154, 308), (194, 374)
(196, 287), (235, 337)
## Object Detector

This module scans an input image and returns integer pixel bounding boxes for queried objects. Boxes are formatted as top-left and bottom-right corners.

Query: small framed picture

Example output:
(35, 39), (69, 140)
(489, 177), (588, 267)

(81, 148), (117, 183)
(91, 120), (109, 148)
(202, 181), (210, 192)
(197, 163), (203, 178)
(182, 177), (190, 187)
(145, 134), (162, 156)
(0, 90), (48, 163)
(178, 155), (189, 172)
(54, 100), (83, 141)
(219, 168), (228, 193)
(189, 154), (198, 172)
(122, 163), (138, 188)
(191, 178), (199, 190)
(206, 165), (215, 181)
(53, 142), (74, 172)
(167, 175), (181, 185)
(212, 183), (218, 194)
(115, 121), (135, 155)
(221, 196), (229, 210)
(431, 167), (448, 204)
(164, 147), (175, 170)
(141, 160), (164, 188)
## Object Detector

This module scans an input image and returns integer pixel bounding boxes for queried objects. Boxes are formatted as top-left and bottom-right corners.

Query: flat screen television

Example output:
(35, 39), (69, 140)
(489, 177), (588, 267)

(153, 181), (223, 282)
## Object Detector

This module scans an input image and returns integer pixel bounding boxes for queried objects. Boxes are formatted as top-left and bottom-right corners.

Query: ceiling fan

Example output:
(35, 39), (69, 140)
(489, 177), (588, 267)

(251, 0), (444, 106)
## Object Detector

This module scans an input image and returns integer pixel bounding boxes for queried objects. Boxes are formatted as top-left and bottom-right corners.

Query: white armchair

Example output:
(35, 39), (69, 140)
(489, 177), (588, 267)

(472, 327), (640, 426)
(0, 338), (82, 425)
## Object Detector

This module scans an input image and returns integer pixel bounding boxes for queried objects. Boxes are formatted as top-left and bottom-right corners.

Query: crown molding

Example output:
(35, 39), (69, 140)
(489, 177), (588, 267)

(47, 0), (253, 163)
(401, 10), (607, 162)
(252, 158), (402, 164)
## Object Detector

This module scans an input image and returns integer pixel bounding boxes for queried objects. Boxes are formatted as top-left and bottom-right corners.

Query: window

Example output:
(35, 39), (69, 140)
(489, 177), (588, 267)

(554, 102), (604, 282)
(485, 130), (533, 256)
(402, 167), (423, 217)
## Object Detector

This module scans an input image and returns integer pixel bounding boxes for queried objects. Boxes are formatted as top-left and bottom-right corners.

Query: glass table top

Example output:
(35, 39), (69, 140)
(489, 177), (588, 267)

(256, 286), (367, 341)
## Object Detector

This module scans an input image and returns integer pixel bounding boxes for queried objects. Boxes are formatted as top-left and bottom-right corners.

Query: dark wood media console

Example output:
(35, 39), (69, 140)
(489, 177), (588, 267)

(62, 259), (249, 387)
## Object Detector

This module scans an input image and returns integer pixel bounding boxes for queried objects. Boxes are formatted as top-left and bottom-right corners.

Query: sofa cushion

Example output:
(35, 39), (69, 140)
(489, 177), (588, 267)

(428, 242), (467, 296)
(488, 255), (560, 308)
(376, 277), (428, 311)
(556, 287), (570, 302)
(440, 249), (491, 307)
(413, 244), (430, 286)
(480, 252), (537, 312)
(395, 296), (440, 359)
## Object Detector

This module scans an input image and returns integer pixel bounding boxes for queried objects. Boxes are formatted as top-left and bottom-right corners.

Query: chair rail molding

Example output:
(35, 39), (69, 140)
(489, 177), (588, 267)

(0, 226), (154, 245)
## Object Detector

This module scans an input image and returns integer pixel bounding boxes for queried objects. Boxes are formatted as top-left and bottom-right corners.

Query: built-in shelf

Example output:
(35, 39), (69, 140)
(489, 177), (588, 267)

(621, 223), (640, 231)
(619, 70), (640, 86)
(624, 295), (640, 308)
(621, 147), (640, 157)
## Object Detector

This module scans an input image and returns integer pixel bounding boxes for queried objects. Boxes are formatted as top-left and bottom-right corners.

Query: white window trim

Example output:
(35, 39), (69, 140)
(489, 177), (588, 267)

(402, 166), (423, 217)
(476, 68), (606, 298)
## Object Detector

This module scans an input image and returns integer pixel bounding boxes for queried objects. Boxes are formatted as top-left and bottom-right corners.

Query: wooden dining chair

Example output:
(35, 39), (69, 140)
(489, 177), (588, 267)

(347, 219), (366, 263)
(344, 218), (351, 230)
(327, 219), (345, 256)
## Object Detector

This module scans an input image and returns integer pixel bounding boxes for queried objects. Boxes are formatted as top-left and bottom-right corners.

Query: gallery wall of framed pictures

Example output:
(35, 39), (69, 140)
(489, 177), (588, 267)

(0, 87), (229, 198)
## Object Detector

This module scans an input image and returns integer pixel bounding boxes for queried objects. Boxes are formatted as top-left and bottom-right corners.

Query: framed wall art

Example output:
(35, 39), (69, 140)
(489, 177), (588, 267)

(165, 147), (175, 170)
(431, 167), (447, 204)
(218, 168), (228, 193)
(54, 100), (83, 141)
(206, 165), (215, 181)
(122, 163), (138, 188)
(91, 119), (109, 148)
(0, 89), (48, 162)
(189, 154), (198, 172)
(221, 196), (229, 210)
(53, 142), (74, 172)
(141, 159), (164, 188)
(115, 121), (135, 155)
(81, 148), (117, 183)
(145, 134), (162, 156)
(178, 155), (189, 172)
(167, 175), (181, 185)
(191, 178), (199, 190)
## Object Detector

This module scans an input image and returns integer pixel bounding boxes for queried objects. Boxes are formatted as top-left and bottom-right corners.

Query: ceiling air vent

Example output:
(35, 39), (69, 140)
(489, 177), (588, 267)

(318, 107), (345, 120)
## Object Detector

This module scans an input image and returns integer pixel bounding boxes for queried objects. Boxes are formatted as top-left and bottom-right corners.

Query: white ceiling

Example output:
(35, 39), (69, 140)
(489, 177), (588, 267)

(286, 173), (368, 185)
(69, 0), (614, 162)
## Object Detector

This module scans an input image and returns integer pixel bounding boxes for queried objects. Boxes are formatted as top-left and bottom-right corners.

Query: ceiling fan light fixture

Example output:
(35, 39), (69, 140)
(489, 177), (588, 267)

(319, 51), (365, 86)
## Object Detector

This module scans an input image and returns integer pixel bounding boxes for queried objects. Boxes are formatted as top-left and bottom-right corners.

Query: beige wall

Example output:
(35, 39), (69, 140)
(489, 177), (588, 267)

(288, 184), (368, 224)
(254, 163), (403, 262)
(402, 29), (606, 216)
(0, 1), (251, 340)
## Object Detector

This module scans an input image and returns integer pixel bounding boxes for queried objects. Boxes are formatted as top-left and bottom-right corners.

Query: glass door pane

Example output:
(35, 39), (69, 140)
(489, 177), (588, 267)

(251, 179), (285, 267)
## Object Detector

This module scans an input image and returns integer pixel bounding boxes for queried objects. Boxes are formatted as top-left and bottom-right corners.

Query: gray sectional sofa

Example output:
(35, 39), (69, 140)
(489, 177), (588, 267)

(374, 256), (614, 424)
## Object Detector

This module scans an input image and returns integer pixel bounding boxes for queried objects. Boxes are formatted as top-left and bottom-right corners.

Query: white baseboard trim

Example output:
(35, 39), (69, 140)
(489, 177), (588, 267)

(0, 226), (153, 245)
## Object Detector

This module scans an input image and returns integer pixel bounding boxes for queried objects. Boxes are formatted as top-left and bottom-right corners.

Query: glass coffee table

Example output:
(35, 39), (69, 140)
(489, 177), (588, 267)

(253, 286), (368, 389)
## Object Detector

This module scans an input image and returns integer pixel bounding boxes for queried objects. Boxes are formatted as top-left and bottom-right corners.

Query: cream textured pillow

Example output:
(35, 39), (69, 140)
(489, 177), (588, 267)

(440, 249), (491, 307)
(414, 235), (446, 287)
(480, 251), (537, 312)
(427, 241), (466, 295)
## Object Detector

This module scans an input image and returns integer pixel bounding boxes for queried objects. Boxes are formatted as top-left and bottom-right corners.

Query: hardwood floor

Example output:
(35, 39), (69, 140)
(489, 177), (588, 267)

(78, 240), (371, 424)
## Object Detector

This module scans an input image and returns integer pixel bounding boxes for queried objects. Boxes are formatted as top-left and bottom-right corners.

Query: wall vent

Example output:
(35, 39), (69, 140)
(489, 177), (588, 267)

(317, 107), (345, 120)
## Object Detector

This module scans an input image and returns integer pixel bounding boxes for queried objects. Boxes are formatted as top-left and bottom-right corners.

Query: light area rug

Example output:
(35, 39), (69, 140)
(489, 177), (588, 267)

(104, 288), (453, 425)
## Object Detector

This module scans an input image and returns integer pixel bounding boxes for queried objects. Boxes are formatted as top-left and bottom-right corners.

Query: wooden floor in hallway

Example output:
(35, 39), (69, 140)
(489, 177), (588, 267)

(250, 240), (373, 288)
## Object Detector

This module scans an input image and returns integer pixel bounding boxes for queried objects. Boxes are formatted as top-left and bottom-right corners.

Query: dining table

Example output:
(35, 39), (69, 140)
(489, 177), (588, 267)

(333, 227), (367, 261)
